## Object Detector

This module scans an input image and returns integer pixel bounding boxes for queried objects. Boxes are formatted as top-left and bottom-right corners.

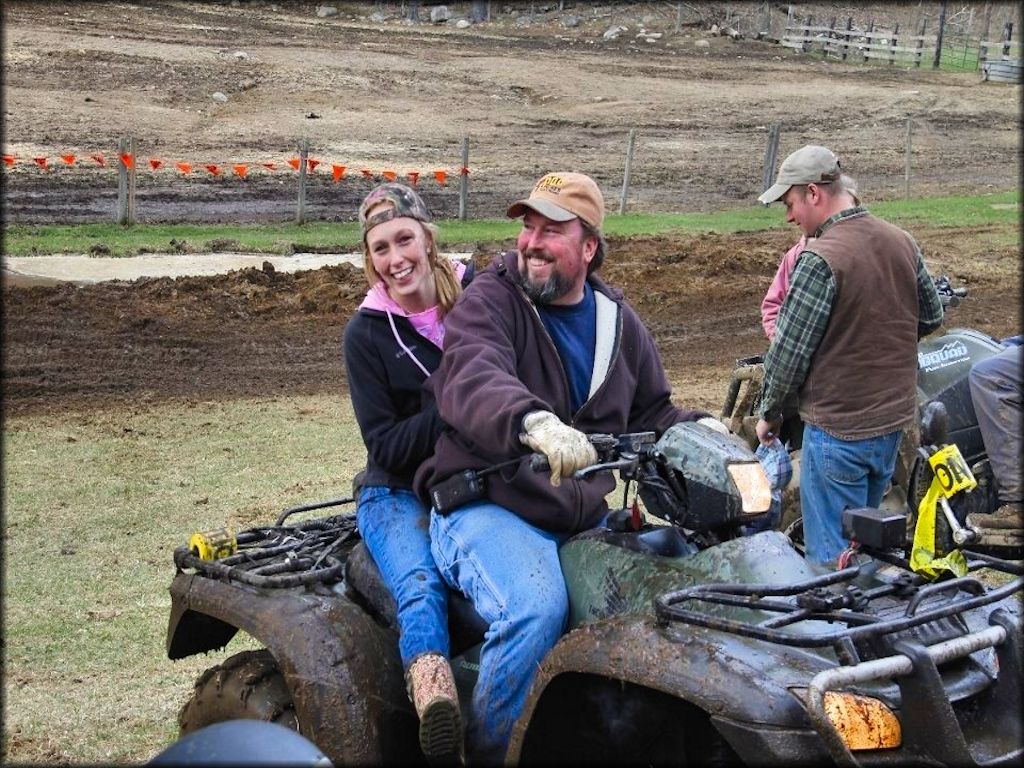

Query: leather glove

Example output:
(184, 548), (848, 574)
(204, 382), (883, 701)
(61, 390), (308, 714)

(519, 410), (598, 487)
(697, 416), (730, 435)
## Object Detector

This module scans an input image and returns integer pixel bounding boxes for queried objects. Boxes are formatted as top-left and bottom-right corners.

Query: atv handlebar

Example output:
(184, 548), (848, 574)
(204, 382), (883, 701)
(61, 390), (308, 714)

(934, 274), (968, 309)
(529, 432), (658, 480)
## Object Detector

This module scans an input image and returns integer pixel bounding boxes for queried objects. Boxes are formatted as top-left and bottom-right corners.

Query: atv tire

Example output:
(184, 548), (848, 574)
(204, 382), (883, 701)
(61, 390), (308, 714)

(178, 649), (298, 736)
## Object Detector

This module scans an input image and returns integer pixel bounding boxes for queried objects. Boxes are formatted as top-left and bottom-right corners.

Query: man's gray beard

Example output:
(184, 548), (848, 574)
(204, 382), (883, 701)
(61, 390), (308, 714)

(514, 257), (573, 305)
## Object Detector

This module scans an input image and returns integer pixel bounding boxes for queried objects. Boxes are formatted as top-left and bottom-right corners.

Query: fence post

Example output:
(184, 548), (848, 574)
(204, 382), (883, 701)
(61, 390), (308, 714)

(842, 17), (853, 60)
(802, 15), (813, 53)
(979, 3), (991, 66)
(675, 3), (683, 34)
(458, 137), (469, 221)
(904, 117), (912, 200)
(826, 16), (836, 57)
(933, 0), (948, 69)
(914, 17), (927, 67)
(296, 138), (308, 225)
(762, 123), (781, 194)
(889, 23), (900, 66)
(116, 136), (137, 226)
(619, 129), (636, 215)
(1002, 22), (1013, 59)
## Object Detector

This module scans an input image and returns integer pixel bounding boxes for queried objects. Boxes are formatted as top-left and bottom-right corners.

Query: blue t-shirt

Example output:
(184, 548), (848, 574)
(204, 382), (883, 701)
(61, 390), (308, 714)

(537, 283), (597, 413)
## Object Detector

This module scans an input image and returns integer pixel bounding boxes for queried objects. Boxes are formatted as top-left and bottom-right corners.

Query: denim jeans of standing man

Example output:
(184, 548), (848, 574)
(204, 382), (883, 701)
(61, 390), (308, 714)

(430, 501), (570, 766)
(800, 424), (902, 564)
(357, 486), (450, 668)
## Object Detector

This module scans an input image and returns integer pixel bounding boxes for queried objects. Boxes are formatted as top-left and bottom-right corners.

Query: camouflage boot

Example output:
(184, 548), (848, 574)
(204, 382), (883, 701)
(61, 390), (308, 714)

(406, 652), (463, 765)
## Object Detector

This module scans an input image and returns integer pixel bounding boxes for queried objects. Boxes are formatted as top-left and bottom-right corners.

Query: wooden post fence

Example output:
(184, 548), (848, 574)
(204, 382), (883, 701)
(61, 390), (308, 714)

(619, 129), (636, 215)
(117, 136), (137, 226)
(933, 0), (948, 69)
(458, 137), (469, 221)
(296, 138), (308, 225)
(763, 123), (781, 194)
(904, 117), (913, 200)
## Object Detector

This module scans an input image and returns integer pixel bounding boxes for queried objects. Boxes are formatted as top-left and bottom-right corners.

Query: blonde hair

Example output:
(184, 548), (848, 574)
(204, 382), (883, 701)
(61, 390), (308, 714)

(361, 214), (463, 317)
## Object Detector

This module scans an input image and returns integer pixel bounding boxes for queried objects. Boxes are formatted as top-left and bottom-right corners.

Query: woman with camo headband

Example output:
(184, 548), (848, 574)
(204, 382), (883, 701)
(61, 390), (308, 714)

(342, 182), (473, 764)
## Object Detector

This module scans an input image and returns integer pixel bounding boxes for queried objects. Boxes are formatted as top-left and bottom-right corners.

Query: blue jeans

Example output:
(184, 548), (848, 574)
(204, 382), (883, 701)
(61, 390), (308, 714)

(430, 502), (569, 766)
(357, 486), (449, 669)
(800, 425), (902, 564)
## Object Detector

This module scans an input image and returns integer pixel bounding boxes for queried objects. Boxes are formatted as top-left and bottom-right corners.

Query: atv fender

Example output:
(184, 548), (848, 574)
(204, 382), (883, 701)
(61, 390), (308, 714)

(166, 571), (410, 765)
(506, 610), (837, 765)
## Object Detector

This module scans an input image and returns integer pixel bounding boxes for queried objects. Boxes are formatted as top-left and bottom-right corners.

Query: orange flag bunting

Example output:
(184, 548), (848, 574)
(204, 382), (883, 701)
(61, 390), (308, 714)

(331, 164), (346, 183)
(407, 171), (420, 186)
(204, 164), (222, 176)
(61, 154), (77, 166)
(307, 158), (320, 172)
(382, 170), (397, 182)
(148, 159), (163, 171)
(233, 164), (249, 179)
(361, 169), (373, 179)
(261, 162), (277, 171)
(176, 162), (192, 175)
(434, 170), (447, 185)
(4, 155), (16, 166)
(287, 157), (301, 171)
(91, 153), (106, 166)
(33, 157), (50, 171)
(119, 153), (135, 170)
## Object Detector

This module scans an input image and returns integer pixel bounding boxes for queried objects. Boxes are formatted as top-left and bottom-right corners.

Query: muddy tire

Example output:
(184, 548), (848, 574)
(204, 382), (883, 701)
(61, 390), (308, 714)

(178, 650), (298, 736)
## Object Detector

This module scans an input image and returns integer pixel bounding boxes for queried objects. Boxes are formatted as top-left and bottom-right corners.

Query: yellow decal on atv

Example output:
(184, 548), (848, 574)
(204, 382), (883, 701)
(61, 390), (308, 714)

(927, 443), (977, 498)
(910, 469), (968, 579)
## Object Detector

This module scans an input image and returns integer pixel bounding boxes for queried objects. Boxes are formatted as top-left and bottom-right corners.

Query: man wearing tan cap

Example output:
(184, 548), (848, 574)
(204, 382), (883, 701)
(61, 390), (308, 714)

(755, 145), (944, 565)
(414, 171), (715, 764)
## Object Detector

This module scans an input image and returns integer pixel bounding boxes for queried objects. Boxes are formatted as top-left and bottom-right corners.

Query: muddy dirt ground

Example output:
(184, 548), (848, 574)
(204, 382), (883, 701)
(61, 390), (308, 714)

(2, 1), (1021, 416)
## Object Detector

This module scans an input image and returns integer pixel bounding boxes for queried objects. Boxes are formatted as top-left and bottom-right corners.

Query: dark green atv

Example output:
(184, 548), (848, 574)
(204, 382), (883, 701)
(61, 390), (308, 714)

(166, 422), (1023, 765)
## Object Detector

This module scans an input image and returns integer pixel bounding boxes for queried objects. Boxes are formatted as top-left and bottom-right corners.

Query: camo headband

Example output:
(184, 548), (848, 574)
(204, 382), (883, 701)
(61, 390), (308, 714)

(359, 183), (432, 239)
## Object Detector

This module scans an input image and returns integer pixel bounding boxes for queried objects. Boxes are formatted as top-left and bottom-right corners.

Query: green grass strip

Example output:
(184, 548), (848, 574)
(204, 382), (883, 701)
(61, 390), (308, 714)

(3, 190), (1017, 258)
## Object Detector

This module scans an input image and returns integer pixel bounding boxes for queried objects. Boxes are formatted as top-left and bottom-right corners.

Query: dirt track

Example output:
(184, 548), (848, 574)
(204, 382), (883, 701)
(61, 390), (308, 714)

(2, 2), (1021, 416)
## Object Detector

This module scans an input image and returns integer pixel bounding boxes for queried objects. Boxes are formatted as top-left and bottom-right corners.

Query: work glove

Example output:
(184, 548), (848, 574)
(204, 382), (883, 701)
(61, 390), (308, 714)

(697, 416), (730, 435)
(519, 410), (598, 487)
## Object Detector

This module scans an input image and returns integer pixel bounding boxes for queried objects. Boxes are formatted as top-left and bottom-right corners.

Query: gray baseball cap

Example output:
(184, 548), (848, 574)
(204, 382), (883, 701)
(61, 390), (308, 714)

(758, 145), (842, 205)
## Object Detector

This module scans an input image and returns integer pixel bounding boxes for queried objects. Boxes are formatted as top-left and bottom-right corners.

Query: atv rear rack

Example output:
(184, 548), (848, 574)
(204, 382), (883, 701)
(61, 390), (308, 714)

(173, 512), (358, 589)
(653, 554), (1023, 666)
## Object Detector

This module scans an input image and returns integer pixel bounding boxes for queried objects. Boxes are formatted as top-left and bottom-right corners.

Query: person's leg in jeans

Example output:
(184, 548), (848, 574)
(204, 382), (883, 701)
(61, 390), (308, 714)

(800, 425), (901, 564)
(430, 501), (568, 766)
(968, 346), (1023, 517)
(357, 486), (450, 667)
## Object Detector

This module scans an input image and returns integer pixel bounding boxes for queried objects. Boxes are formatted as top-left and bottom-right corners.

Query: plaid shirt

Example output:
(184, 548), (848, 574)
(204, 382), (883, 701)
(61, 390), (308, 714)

(759, 207), (944, 420)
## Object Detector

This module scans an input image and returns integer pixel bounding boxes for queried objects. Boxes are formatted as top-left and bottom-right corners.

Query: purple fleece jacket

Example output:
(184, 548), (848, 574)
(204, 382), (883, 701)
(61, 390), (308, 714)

(414, 251), (708, 534)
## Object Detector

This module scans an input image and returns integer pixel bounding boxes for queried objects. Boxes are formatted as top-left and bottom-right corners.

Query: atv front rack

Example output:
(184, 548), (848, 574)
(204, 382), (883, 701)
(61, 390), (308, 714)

(653, 554), (1023, 666)
(173, 512), (359, 589)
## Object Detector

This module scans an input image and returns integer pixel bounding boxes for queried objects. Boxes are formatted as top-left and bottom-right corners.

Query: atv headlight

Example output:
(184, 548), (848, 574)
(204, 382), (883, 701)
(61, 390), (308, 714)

(726, 462), (772, 515)
(791, 688), (901, 751)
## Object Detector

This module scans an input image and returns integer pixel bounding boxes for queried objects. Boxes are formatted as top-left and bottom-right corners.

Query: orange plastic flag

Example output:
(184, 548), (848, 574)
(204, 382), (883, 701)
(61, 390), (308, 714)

(434, 170), (447, 185)
(176, 162), (192, 175)
(33, 156), (50, 171)
(3, 155), (15, 166)
(461, 166), (470, 176)
(361, 169), (374, 179)
(233, 164), (249, 178)
(287, 157), (301, 171)
(204, 164), (222, 176)
(407, 171), (420, 186)
(331, 164), (346, 183)
(307, 158), (320, 172)
(119, 153), (135, 170)
(382, 170), (397, 182)
(61, 154), (77, 166)
(261, 162), (277, 171)
(148, 159), (163, 171)
(91, 153), (106, 166)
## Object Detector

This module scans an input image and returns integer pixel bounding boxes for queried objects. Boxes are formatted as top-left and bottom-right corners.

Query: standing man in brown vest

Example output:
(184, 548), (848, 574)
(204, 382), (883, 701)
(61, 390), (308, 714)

(755, 145), (944, 565)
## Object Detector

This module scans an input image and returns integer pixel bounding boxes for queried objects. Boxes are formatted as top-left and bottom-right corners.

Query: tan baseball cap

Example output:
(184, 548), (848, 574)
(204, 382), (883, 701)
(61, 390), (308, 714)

(758, 145), (842, 205)
(507, 172), (605, 231)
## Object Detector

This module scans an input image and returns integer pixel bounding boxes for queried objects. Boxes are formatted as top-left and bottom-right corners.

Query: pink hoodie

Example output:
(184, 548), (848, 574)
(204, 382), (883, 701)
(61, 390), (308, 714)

(358, 260), (467, 350)
(761, 236), (807, 341)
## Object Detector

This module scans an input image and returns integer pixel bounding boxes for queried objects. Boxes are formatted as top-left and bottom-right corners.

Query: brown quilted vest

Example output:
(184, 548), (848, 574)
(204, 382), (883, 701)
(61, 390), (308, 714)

(798, 213), (921, 439)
